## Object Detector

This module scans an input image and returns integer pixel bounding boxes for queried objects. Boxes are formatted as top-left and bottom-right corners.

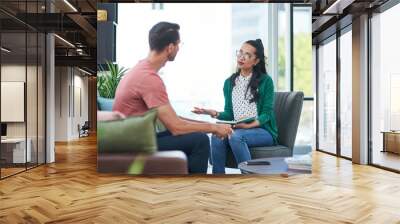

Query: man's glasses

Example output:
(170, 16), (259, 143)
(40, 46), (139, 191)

(236, 50), (255, 61)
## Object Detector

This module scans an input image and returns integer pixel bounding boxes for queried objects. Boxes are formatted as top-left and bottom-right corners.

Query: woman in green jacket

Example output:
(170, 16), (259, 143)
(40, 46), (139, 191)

(193, 39), (278, 174)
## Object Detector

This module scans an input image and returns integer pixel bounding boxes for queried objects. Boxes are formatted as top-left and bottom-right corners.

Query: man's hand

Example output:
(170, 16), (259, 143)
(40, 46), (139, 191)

(192, 107), (218, 117)
(212, 124), (233, 139)
(158, 103), (231, 136)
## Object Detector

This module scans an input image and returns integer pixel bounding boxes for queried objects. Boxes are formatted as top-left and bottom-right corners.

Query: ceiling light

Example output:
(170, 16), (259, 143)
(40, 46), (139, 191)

(322, 0), (353, 15)
(1, 47), (11, 53)
(63, 0), (78, 12)
(323, 0), (341, 14)
(54, 34), (75, 48)
(78, 68), (92, 76)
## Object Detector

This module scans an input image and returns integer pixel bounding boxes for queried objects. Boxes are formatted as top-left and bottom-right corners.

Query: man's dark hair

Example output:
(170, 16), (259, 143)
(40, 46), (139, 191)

(149, 22), (180, 52)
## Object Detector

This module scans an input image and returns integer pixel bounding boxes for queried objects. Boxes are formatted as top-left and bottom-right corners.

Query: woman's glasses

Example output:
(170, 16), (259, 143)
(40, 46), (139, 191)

(236, 50), (255, 61)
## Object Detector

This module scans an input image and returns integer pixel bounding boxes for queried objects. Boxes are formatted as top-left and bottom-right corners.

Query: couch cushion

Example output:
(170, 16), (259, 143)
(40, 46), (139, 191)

(97, 151), (188, 175)
(225, 145), (292, 168)
(250, 145), (292, 158)
(97, 96), (114, 111)
(97, 109), (158, 154)
(97, 111), (125, 121)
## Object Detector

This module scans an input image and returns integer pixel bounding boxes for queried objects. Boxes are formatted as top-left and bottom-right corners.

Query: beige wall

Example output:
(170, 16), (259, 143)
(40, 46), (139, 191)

(1, 65), (41, 138)
(54, 67), (89, 141)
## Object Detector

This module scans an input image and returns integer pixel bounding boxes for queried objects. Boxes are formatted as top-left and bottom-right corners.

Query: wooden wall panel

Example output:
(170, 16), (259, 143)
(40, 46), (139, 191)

(88, 76), (97, 132)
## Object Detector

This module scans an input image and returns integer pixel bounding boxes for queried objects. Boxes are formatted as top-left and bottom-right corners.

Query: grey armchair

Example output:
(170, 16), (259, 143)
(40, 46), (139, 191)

(225, 91), (304, 168)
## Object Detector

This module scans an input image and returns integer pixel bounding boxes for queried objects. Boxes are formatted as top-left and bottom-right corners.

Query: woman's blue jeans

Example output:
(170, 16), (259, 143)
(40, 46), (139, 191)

(211, 128), (274, 174)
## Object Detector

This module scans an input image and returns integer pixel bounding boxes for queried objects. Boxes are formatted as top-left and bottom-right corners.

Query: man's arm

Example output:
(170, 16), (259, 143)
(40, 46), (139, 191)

(179, 116), (207, 124)
(157, 104), (232, 137)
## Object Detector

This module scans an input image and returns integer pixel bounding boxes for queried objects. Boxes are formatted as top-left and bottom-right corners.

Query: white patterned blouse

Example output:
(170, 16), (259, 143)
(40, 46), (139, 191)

(231, 74), (258, 121)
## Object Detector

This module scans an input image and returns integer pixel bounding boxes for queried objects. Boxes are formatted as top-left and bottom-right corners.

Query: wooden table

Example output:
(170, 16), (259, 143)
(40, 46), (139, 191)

(381, 131), (400, 154)
(1, 138), (31, 164)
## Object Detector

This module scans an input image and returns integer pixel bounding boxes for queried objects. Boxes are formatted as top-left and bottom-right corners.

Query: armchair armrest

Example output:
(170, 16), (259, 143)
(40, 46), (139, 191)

(97, 151), (188, 175)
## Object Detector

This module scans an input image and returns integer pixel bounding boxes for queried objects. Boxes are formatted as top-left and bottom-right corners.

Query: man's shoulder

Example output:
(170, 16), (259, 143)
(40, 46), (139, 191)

(126, 66), (162, 82)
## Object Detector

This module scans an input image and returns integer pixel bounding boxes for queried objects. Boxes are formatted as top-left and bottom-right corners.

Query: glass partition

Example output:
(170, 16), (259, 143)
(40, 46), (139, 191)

(317, 36), (337, 154)
(339, 28), (352, 158)
(277, 4), (291, 91)
(1, 30), (28, 177)
(0, 1), (46, 179)
(293, 6), (313, 146)
(370, 4), (400, 171)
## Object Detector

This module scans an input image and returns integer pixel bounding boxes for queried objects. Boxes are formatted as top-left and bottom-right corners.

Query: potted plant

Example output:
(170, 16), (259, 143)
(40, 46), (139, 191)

(97, 61), (128, 111)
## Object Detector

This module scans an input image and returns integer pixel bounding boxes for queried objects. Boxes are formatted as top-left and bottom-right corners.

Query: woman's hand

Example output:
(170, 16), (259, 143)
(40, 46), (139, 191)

(192, 107), (218, 117)
(233, 120), (260, 129)
(233, 123), (251, 129)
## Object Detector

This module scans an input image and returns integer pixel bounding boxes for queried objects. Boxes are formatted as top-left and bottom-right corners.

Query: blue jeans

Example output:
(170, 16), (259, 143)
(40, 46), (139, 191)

(157, 131), (210, 174)
(211, 128), (274, 174)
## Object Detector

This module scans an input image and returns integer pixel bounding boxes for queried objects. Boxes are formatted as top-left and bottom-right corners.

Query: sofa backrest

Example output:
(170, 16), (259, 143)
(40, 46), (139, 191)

(97, 111), (125, 121)
(274, 92), (304, 150)
(97, 96), (114, 111)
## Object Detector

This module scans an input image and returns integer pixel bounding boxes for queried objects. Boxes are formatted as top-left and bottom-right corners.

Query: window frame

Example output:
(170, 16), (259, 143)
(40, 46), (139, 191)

(314, 21), (353, 160)
(368, 0), (400, 173)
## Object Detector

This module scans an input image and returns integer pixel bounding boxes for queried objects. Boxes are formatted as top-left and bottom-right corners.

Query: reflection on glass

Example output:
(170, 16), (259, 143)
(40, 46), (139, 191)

(318, 38), (337, 154)
(293, 7), (312, 97)
(371, 4), (400, 171)
(277, 4), (290, 91)
(340, 29), (352, 158)
(0, 1), (46, 178)
(1, 31), (27, 177)
(293, 6), (313, 147)
(296, 101), (314, 146)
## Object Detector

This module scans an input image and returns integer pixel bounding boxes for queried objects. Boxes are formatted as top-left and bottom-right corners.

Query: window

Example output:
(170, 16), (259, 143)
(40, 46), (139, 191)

(370, 3), (400, 171)
(277, 4), (290, 91)
(339, 28), (352, 158)
(317, 36), (337, 154)
(293, 7), (312, 97)
(0, 1), (46, 179)
(293, 6), (313, 146)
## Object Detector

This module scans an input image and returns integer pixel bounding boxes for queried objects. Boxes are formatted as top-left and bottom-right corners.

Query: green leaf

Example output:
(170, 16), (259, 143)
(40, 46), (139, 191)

(97, 61), (128, 98)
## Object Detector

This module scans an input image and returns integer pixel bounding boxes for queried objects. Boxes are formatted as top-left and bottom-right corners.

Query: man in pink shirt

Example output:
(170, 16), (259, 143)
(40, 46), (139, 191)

(113, 22), (233, 173)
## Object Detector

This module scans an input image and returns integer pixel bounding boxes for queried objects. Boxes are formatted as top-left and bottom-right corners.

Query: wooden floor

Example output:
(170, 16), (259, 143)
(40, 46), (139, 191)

(1, 135), (400, 223)
(1, 167), (26, 178)
(1, 163), (45, 178)
(372, 150), (400, 171)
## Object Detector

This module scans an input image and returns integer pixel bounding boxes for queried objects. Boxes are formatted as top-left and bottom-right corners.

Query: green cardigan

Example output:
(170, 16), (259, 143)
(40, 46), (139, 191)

(217, 73), (278, 144)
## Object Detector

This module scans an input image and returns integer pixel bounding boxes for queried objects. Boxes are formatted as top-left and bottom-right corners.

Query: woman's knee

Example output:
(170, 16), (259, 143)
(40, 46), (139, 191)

(210, 135), (227, 155)
(211, 135), (225, 146)
(229, 130), (246, 143)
